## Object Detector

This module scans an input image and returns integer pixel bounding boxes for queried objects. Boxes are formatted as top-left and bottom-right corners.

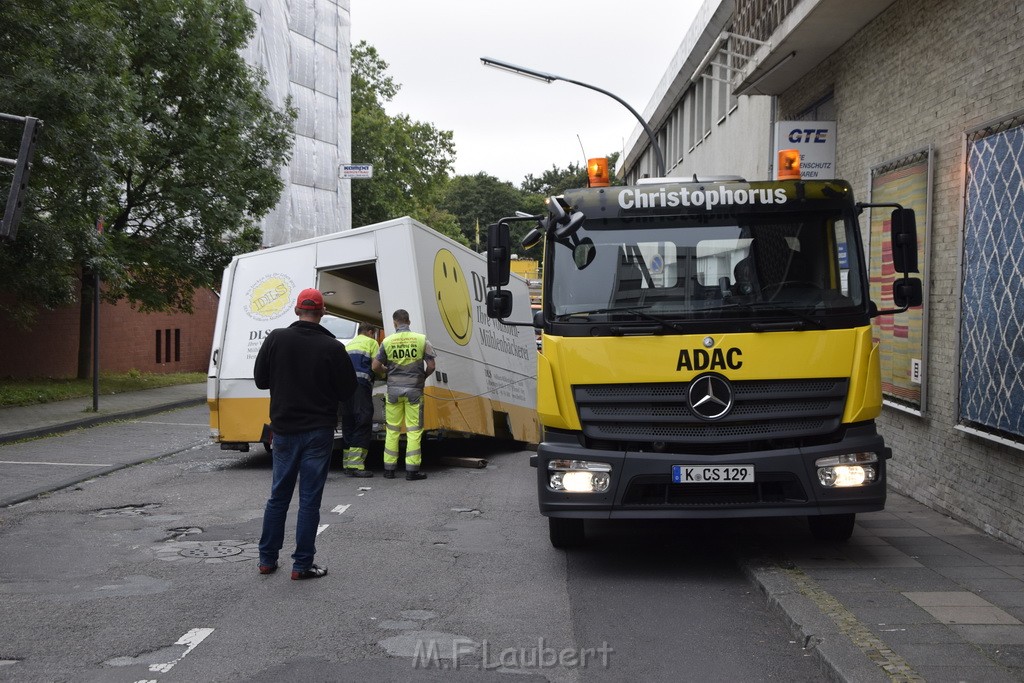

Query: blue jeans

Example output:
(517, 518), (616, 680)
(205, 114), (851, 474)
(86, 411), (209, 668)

(259, 427), (334, 572)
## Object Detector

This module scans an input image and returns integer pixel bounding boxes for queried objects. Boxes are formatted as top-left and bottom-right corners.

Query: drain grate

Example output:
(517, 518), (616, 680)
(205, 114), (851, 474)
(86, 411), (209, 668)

(179, 545), (243, 558)
(149, 540), (258, 565)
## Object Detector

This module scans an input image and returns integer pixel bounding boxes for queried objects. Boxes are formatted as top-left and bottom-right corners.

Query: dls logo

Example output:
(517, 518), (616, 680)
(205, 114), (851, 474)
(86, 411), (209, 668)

(243, 274), (295, 321)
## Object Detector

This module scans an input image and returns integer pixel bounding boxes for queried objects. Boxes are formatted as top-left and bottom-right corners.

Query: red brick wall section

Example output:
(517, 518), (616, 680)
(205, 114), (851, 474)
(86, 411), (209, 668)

(0, 288), (219, 379)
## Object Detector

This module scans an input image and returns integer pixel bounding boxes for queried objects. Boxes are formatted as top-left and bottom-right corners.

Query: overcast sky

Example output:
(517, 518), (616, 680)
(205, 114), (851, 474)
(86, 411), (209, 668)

(349, 1), (703, 186)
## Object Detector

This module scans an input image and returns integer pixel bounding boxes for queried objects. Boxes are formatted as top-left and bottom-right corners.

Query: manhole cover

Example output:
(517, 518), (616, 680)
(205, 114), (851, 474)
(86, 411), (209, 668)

(178, 545), (244, 558)
(149, 540), (259, 564)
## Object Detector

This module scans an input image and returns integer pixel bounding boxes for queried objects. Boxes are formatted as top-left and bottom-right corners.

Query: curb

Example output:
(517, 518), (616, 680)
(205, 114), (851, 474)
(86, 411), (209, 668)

(739, 558), (890, 683)
(0, 397), (206, 445)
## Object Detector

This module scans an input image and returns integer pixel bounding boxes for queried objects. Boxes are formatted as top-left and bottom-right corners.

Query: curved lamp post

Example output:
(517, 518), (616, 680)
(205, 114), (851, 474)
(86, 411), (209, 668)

(480, 57), (666, 177)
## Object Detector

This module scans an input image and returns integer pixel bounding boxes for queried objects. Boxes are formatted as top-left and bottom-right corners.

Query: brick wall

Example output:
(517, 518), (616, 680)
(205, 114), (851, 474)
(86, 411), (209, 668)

(779, 0), (1024, 547)
(0, 288), (218, 379)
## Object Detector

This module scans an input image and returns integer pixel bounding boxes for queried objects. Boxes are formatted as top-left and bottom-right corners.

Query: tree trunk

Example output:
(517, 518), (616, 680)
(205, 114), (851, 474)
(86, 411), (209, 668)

(77, 272), (93, 380)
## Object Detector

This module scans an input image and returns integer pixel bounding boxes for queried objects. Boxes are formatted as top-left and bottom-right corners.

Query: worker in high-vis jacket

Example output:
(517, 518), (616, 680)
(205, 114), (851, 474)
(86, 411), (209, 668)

(371, 309), (436, 481)
(340, 322), (380, 478)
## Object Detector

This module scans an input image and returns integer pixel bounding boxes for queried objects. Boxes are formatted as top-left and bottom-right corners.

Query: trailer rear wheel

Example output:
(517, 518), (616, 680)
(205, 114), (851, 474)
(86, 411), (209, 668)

(808, 513), (855, 542)
(549, 517), (584, 548)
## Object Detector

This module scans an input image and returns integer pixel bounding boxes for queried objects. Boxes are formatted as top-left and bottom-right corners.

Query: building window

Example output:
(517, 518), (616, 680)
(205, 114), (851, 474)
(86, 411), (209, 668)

(796, 93), (836, 121)
(156, 328), (182, 363)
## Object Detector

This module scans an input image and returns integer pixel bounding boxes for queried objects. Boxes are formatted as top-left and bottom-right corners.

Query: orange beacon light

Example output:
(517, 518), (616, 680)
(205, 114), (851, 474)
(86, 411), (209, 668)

(587, 157), (610, 187)
(777, 149), (801, 180)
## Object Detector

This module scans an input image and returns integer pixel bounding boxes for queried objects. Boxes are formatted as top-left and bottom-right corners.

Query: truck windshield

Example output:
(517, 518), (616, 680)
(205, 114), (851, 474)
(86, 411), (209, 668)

(549, 210), (864, 321)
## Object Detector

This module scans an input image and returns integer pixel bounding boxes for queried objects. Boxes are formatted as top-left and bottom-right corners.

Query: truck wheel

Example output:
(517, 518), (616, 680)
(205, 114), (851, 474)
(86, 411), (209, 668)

(808, 513), (855, 542)
(549, 517), (584, 549)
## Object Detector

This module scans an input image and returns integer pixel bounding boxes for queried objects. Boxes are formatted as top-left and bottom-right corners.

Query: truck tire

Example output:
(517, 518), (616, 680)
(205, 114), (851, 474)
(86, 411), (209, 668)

(549, 517), (584, 549)
(808, 513), (855, 542)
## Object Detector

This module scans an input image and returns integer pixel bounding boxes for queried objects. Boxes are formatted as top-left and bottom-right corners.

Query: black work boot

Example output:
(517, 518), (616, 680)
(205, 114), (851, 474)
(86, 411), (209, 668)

(406, 471), (427, 481)
(383, 469), (396, 479)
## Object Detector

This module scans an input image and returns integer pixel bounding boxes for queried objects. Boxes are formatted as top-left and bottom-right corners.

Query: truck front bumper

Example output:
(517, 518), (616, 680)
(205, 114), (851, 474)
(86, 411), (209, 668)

(533, 424), (890, 520)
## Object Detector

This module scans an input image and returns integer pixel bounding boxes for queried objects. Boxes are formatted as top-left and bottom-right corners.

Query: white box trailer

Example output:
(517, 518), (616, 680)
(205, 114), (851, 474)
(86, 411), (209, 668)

(207, 217), (540, 451)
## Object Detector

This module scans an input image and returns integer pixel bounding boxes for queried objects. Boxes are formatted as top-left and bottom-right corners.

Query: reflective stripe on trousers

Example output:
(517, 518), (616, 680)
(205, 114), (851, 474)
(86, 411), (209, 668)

(383, 396), (424, 470)
(343, 446), (367, 470)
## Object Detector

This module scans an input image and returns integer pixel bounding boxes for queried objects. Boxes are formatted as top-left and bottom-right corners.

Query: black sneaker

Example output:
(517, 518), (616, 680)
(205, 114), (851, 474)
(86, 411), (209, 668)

(344, 469), (373, 478)
(383, 469), (396, 479)
(406, 471), (428, 481)
(291, 565), (328, 580)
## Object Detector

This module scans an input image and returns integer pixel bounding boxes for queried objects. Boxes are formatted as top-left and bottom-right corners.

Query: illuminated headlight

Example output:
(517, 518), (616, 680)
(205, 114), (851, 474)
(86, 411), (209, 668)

(548, 459), (612, 493)
(815, 453), (879, 488)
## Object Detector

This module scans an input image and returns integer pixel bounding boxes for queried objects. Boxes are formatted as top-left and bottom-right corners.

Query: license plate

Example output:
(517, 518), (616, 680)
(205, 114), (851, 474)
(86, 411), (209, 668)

(672, 465), (755, 484)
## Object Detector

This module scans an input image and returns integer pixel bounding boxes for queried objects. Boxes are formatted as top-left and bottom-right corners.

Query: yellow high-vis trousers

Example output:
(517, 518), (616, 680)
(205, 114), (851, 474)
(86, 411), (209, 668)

(383, 396), (424, 471)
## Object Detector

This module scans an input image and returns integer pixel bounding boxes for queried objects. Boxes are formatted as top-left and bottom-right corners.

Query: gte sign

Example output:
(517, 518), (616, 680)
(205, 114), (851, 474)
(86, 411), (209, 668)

(774, 120), (836, 179)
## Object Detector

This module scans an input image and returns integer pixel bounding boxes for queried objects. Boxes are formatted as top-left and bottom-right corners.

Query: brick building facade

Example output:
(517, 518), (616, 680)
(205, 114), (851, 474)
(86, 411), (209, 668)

(0, 289), (218, 379)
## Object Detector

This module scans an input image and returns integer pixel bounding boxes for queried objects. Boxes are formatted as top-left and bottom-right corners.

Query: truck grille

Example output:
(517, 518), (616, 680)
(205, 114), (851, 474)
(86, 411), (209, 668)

(573, 378), (848, 448)
(622, 473), (808, 507)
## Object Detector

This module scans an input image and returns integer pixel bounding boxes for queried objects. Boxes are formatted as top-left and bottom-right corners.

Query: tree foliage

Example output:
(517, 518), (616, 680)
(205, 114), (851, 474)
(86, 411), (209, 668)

(350, 41), (461, 243)
(436, 173), (527, 251)
(0, 0), (296, 374)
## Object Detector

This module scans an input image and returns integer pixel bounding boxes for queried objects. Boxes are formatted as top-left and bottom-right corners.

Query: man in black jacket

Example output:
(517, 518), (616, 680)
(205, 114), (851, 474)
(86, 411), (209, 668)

(254, 288), (356, 580)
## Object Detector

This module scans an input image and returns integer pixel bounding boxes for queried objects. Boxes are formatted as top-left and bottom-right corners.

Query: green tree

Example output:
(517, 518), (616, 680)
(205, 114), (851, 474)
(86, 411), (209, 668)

(0, 0), (296, 378)
(350, 42), (456, 230)
(437, 173), (527, 251)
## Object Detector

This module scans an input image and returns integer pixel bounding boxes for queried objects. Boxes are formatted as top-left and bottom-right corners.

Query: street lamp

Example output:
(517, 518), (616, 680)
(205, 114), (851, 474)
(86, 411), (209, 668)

(480, 57), (666, 177)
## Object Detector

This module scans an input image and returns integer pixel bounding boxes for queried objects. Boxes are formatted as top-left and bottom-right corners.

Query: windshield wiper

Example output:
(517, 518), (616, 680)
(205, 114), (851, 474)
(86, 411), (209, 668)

(556, 305), (688, 333)
(698, 301), (825, 330)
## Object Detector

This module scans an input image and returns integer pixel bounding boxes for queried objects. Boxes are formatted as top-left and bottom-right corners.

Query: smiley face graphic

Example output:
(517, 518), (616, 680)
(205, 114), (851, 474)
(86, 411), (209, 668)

(433, 249), (472, 346)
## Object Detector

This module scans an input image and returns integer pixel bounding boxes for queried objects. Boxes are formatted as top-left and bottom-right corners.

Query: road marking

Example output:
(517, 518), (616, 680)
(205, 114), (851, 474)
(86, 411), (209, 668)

(317, 524), (329, 536)
(147, 627), (214, 674)
(135, 421), (207, 426)
(331, 504), (350, 515)
(0, 460), (112, 467)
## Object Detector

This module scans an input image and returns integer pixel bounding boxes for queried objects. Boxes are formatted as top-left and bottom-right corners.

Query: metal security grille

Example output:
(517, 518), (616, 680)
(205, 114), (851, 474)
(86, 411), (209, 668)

(573, 378), (848, 447)
(960, 114), (1024, 440)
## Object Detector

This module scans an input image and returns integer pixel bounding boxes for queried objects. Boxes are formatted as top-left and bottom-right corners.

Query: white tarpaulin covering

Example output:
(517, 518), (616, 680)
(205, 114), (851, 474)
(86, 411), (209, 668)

(243, 0), (352, 246)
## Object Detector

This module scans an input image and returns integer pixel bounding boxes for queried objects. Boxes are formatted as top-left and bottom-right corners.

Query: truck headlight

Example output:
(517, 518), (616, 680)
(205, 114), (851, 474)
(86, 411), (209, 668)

(548, 459), (612, 493)
(815, 453), (878, 488)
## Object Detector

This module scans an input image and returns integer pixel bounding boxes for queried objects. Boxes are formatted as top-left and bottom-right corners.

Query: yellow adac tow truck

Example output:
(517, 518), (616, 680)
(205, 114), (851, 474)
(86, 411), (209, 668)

(486, 152), (922, 547)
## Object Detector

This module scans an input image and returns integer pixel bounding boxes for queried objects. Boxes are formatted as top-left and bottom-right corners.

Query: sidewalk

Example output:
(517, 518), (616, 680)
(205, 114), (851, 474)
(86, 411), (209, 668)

(0, 382), (207, 444)
(2, 384), (1024, 680)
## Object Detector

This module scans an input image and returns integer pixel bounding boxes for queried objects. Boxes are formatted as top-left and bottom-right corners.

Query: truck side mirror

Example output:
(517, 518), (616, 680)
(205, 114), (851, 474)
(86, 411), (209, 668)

(890, 208), (918, 273)
(892, 277), (923, 308)
(486, 289), (513, 319)
(487, 222), (511, 287)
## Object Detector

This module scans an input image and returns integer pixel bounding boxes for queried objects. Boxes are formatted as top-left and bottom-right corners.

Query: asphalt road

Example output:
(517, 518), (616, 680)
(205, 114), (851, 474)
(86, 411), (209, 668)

(0, 404), (822, 682)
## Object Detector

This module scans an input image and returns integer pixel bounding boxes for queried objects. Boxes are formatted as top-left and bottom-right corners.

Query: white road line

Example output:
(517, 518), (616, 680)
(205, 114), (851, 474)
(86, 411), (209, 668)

(135, 421), (207, 426)
(0, 460), (113, 467)
(331, 504), (350, 515)
(148, 627), (214, 674)
(316, 524), (329, 536)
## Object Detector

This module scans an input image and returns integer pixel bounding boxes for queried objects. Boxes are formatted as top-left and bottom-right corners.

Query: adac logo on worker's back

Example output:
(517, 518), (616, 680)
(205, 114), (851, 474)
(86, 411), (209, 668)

(244, 273), (296, 321)
(433, 249), (472, 346)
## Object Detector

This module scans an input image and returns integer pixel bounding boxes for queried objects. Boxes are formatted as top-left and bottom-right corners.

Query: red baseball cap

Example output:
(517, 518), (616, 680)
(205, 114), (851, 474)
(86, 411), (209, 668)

(295, 288), (324, 311)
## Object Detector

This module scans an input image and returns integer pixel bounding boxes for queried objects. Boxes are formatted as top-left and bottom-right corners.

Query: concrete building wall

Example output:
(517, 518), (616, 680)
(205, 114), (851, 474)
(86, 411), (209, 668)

(620, 0), (773, 183)
(776, 0), (1024, 547)
(244, 0), (352, 246)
